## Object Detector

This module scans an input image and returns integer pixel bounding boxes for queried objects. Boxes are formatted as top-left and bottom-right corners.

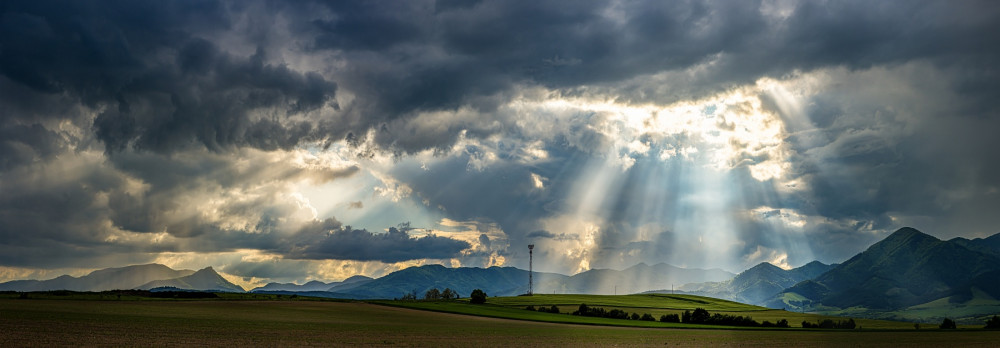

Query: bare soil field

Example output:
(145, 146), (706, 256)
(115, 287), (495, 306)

(2, 299), (998, 347)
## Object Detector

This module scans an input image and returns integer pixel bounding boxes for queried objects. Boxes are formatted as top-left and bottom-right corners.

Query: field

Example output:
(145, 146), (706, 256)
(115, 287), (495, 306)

(3, 298), (1000, 347)
(382, 294), (931, 330)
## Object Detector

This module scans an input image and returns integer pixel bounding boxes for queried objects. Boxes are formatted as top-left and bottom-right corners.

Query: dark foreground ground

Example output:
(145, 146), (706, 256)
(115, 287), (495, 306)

(2, 299), (998, 347)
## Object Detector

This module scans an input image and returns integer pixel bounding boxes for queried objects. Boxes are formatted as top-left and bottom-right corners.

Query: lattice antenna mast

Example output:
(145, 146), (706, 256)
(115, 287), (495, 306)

(528, 244), (534, 296)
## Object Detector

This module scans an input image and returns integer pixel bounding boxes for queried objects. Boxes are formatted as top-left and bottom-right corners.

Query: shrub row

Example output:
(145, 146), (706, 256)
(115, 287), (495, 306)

(565, 305), (788, 327)
(801, 318), (856, 329)
(525, 305), (560, 314)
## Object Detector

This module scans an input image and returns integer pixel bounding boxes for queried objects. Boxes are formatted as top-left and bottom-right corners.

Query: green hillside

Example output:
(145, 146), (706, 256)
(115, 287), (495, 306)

(382, 293), (917, 329)
(778, 227), (1000, 311)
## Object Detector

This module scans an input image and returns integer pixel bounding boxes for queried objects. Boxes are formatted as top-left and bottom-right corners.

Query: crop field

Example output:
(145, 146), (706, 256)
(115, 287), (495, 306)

(385, 294), (925, 330)
(3, 297), (999, 347)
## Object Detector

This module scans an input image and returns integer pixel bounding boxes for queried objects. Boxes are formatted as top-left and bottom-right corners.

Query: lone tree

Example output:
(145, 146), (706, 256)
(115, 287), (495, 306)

(939, 318), (957, 329)
(441, 288), (457, 300)
(470, 289), (487, 304)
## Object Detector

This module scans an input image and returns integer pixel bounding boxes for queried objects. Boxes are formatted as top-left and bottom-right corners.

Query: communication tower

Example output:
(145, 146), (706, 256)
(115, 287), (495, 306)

(528, 244), (534, 296)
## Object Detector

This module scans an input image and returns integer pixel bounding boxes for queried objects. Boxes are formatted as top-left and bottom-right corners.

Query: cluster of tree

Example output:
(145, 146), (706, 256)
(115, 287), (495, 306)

(801, 318), (856, 329)
(423, 288), (459, 300)
(760, 319), (790, 328)
(659, 314), (680, 323)
(681, 308), (776, 327)
(570, 305), (790, 328)
(572, 304), (637, 320)
(986, 315), (1000, 329)
(525, 305), (560, 314)
(937, 315), (1000, 329)
(470, 289), (487, 304)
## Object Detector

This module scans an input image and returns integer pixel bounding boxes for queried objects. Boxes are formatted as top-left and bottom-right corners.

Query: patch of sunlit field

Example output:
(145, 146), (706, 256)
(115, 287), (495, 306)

(389, 294), (933, 330)
(3, 299), (999, 347)
(486, 294), (765, 311)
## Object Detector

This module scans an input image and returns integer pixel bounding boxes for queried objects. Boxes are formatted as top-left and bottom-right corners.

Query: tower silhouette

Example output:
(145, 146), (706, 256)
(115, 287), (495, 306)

(528, 244), (534, 296)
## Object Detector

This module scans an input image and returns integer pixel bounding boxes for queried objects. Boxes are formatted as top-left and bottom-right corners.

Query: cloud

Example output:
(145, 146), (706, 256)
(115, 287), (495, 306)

(2, 1), (339, 155)
(2, 0), (1000, 282)
(285, 221), (471, 263)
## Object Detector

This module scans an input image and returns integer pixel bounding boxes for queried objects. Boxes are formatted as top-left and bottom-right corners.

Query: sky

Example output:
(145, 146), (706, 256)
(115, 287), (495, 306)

(2, 0), (1000, 289)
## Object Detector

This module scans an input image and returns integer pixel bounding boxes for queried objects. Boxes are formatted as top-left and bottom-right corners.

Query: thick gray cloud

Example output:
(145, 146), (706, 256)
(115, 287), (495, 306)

(2, 0), (1000, 279)
(1, 1), (338, 154)
(283, 220), (471, 263)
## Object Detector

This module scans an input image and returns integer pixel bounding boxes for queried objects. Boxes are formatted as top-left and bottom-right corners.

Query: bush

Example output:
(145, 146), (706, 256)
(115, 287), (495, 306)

(525, 305), (536, 311)
(985, 315), (1000, 329)
(776, 319), (789, 328)
(469, 289), (487, 304)
(640, 313), (656, 321)
(547, 305), (560, 314)
(939, 318), (957, 329)
(660, 314), (680, 323)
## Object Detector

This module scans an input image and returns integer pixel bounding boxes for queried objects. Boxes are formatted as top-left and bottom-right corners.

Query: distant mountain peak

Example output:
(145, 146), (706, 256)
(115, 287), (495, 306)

(342, 275), (374, 282)
(886, 227), (936, 241)
(748, 262), (783, 271)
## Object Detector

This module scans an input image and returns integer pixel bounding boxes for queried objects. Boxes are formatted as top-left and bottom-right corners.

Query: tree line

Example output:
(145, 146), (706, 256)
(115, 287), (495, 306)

(559, 305), (790, 328)
(935, 315), (1000, 330)
(801, 318), (855, 329)
(398, 288), (487, 304)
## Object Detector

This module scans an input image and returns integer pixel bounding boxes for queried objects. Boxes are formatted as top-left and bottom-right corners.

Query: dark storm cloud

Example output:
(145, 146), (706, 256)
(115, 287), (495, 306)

(273, 0), (1000, 155)
(284, 219), (471, 263)
(1, 0), (338, 155)
(3, 0), (1000, 276)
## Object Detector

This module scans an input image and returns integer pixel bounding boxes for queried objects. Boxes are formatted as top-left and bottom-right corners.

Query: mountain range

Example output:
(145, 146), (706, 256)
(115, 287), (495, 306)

(674, 260), (837, 305)
(0, 264), (197, 292)
(769, 228), (1000, 311)
(252, 275), (374, 292)
(137, 267), (246, 292)
(3, 227), (999, 323)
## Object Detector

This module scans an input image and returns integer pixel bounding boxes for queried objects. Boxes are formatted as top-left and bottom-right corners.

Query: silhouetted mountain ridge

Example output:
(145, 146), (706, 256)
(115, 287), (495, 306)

(137, 267), (245, 292)
(674, 261), (835, 305)
(776, 227), (1000, 310)
(0, 264), (194, 292)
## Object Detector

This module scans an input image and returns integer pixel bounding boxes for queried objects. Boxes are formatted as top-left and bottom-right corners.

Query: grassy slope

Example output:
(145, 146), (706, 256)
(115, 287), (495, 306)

(819, 288), (1000, 326)
(382, 293), (921, 329)
(4, 298), (999, 347)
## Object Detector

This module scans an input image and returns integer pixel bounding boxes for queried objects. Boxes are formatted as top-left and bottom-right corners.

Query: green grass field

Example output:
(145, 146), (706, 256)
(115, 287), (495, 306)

(382, 293), (926, 330)
(3, 298), (999, 347)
